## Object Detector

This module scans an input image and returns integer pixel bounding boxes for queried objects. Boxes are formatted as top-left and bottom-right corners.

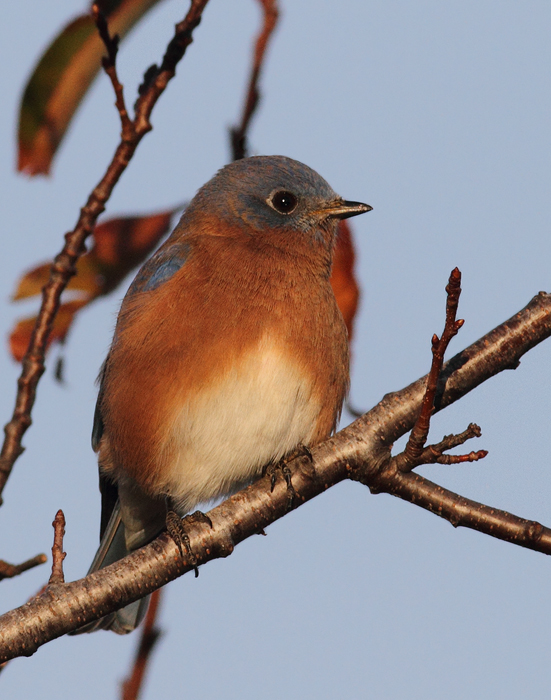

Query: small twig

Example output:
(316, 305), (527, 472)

(412, 423), (488, 468)
(0, 554), (47, 582)
(48, 510), (66, 585)
(92, 4), (133, 139)
(1, 292), (550, 658)
(92, 3), (118, 66)
(399, 268), (464, 468)
(121, 590), (163, 700)
(230, 0), (279, 160)
(417, 423), (486, 463)
(433, 449), (488, 465)
(345, 399), (365, 419)
(0, 0), (211, 502)
(392, 271), (484, 473)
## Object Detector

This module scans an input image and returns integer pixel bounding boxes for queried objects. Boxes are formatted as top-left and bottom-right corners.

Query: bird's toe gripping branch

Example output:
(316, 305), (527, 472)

(263, 444), (313, 511)
(165, 510), (213, 578)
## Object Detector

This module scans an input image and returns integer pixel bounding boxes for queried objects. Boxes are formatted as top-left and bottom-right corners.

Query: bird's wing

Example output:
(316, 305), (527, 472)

(126, 239), (192, 296)
(91, 238), (193, 525)
(71, 500), (150, 634)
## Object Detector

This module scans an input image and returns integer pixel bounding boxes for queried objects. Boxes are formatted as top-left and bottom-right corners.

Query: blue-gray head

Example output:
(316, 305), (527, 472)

(128, 156), (371, 297)
(185, 155), (371, 241)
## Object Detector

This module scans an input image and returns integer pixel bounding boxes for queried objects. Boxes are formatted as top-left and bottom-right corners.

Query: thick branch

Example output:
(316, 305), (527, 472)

(0, 0), (210, 499)
(0, 292), (549, 661)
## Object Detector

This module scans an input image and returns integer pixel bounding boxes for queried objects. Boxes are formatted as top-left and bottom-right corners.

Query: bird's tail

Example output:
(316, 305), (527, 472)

(71, 502), (150, 635)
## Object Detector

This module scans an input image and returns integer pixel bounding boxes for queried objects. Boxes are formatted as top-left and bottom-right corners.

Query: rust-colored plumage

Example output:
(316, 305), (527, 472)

(81, 156), (371, 634)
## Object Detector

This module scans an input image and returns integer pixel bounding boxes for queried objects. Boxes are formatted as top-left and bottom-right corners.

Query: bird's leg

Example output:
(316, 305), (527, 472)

(165, 505), (212, 578)
(263, 444), (312, 511)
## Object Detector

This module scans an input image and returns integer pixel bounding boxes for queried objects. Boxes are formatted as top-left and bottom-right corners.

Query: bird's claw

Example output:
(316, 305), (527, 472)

(165, 510), (211, 577)
(263, 443), (312, 511)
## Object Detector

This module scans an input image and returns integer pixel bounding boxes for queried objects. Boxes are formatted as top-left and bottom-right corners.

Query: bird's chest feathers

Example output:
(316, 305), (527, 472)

(159, 336), (321, 510)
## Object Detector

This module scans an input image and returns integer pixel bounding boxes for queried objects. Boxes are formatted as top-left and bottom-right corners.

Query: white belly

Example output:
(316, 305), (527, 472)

(160, 335), (321, 513)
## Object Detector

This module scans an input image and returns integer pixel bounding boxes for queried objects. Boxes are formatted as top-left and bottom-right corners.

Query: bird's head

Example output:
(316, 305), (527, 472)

(185, 155), (371, 252)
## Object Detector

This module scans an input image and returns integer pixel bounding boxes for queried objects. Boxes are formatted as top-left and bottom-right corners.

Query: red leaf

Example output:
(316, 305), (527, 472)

(9, 300), (88, 363)
(8, 208), (177, 361)
(330, 219), (360, 341)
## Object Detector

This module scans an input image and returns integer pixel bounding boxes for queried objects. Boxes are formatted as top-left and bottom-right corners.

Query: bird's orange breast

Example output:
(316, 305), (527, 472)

(97, 230), (349, 510)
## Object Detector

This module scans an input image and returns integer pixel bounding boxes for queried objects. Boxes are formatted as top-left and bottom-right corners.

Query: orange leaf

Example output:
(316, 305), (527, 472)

(92, 211), (175, 292)
(9, 300), (89, 363)
(11, 262), (53, 301)
(18, 0), (164, 176)
(8, 208), (177, 361)
(330, 219), (360, 341)
(11, 251), (110, 303)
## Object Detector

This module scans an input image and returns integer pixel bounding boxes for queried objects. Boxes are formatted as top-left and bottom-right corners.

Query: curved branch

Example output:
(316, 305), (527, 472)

(0, 0), (211, 500)
(0, 292), (549, 661)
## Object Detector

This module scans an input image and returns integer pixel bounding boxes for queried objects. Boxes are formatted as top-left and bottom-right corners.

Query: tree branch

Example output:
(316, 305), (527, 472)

(92, 4), (134, 139)
(400, 267), (464, 467)
(0, 554), (47, 582)
(121, 590), (163, 700)
(230, 0), (279, 160)
(0, 0), (211, 500)
(0, 291), (549, 661)
(48, 510), (66, 586)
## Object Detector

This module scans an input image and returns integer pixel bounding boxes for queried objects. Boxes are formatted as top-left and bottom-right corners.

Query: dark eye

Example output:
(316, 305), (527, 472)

(269, 190), (298, 214)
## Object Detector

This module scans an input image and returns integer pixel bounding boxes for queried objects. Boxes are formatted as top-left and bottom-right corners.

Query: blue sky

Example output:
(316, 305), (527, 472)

(1, 1), (551, 698)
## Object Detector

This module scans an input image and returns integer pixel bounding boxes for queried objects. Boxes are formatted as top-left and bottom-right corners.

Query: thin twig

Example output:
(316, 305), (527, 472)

(1, 282), (550, 649)
(48, 510), (66, 585)
(381, 270), (486, 473)
(0, 292), (550, 659)
(399, 268), (464, 468)
(121, 590), (163, 700)
(416, 423), (488, 465)
(0, 0), (211, 501)
(230, 0), (279, 160)
(92, 4), (133, 138)
(0, 554), (47, 582)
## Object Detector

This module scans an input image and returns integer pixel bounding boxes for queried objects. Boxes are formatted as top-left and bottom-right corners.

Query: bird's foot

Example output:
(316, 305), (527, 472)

(263, 444), (312, 511)
(165, 510), (212, 577)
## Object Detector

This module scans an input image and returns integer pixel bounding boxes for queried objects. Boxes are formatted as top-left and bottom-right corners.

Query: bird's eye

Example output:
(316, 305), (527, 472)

(268, 190), (298, 215)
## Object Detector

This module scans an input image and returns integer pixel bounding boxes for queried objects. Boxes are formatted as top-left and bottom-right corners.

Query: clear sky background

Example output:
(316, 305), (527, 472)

(1, 1), (551, 698)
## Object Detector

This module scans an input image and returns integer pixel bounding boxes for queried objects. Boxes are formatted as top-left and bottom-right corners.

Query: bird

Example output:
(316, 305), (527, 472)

(77, 155), (371, 634)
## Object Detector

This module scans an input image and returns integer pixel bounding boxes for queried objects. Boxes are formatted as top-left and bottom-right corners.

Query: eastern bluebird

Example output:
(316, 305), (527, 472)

(78, 155), (371, 633)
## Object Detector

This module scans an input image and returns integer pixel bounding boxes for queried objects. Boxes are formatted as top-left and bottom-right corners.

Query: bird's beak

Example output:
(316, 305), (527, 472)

(322, 199), (373, 220)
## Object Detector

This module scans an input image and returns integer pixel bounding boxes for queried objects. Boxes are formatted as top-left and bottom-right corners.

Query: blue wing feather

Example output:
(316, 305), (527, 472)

(127, 241), (191, 296)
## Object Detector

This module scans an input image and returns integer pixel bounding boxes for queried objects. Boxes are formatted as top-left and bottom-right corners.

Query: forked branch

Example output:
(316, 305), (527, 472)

(392, 269), (487, 474)
(0, 0), (211, 500)
(0, 290), (549, 660)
